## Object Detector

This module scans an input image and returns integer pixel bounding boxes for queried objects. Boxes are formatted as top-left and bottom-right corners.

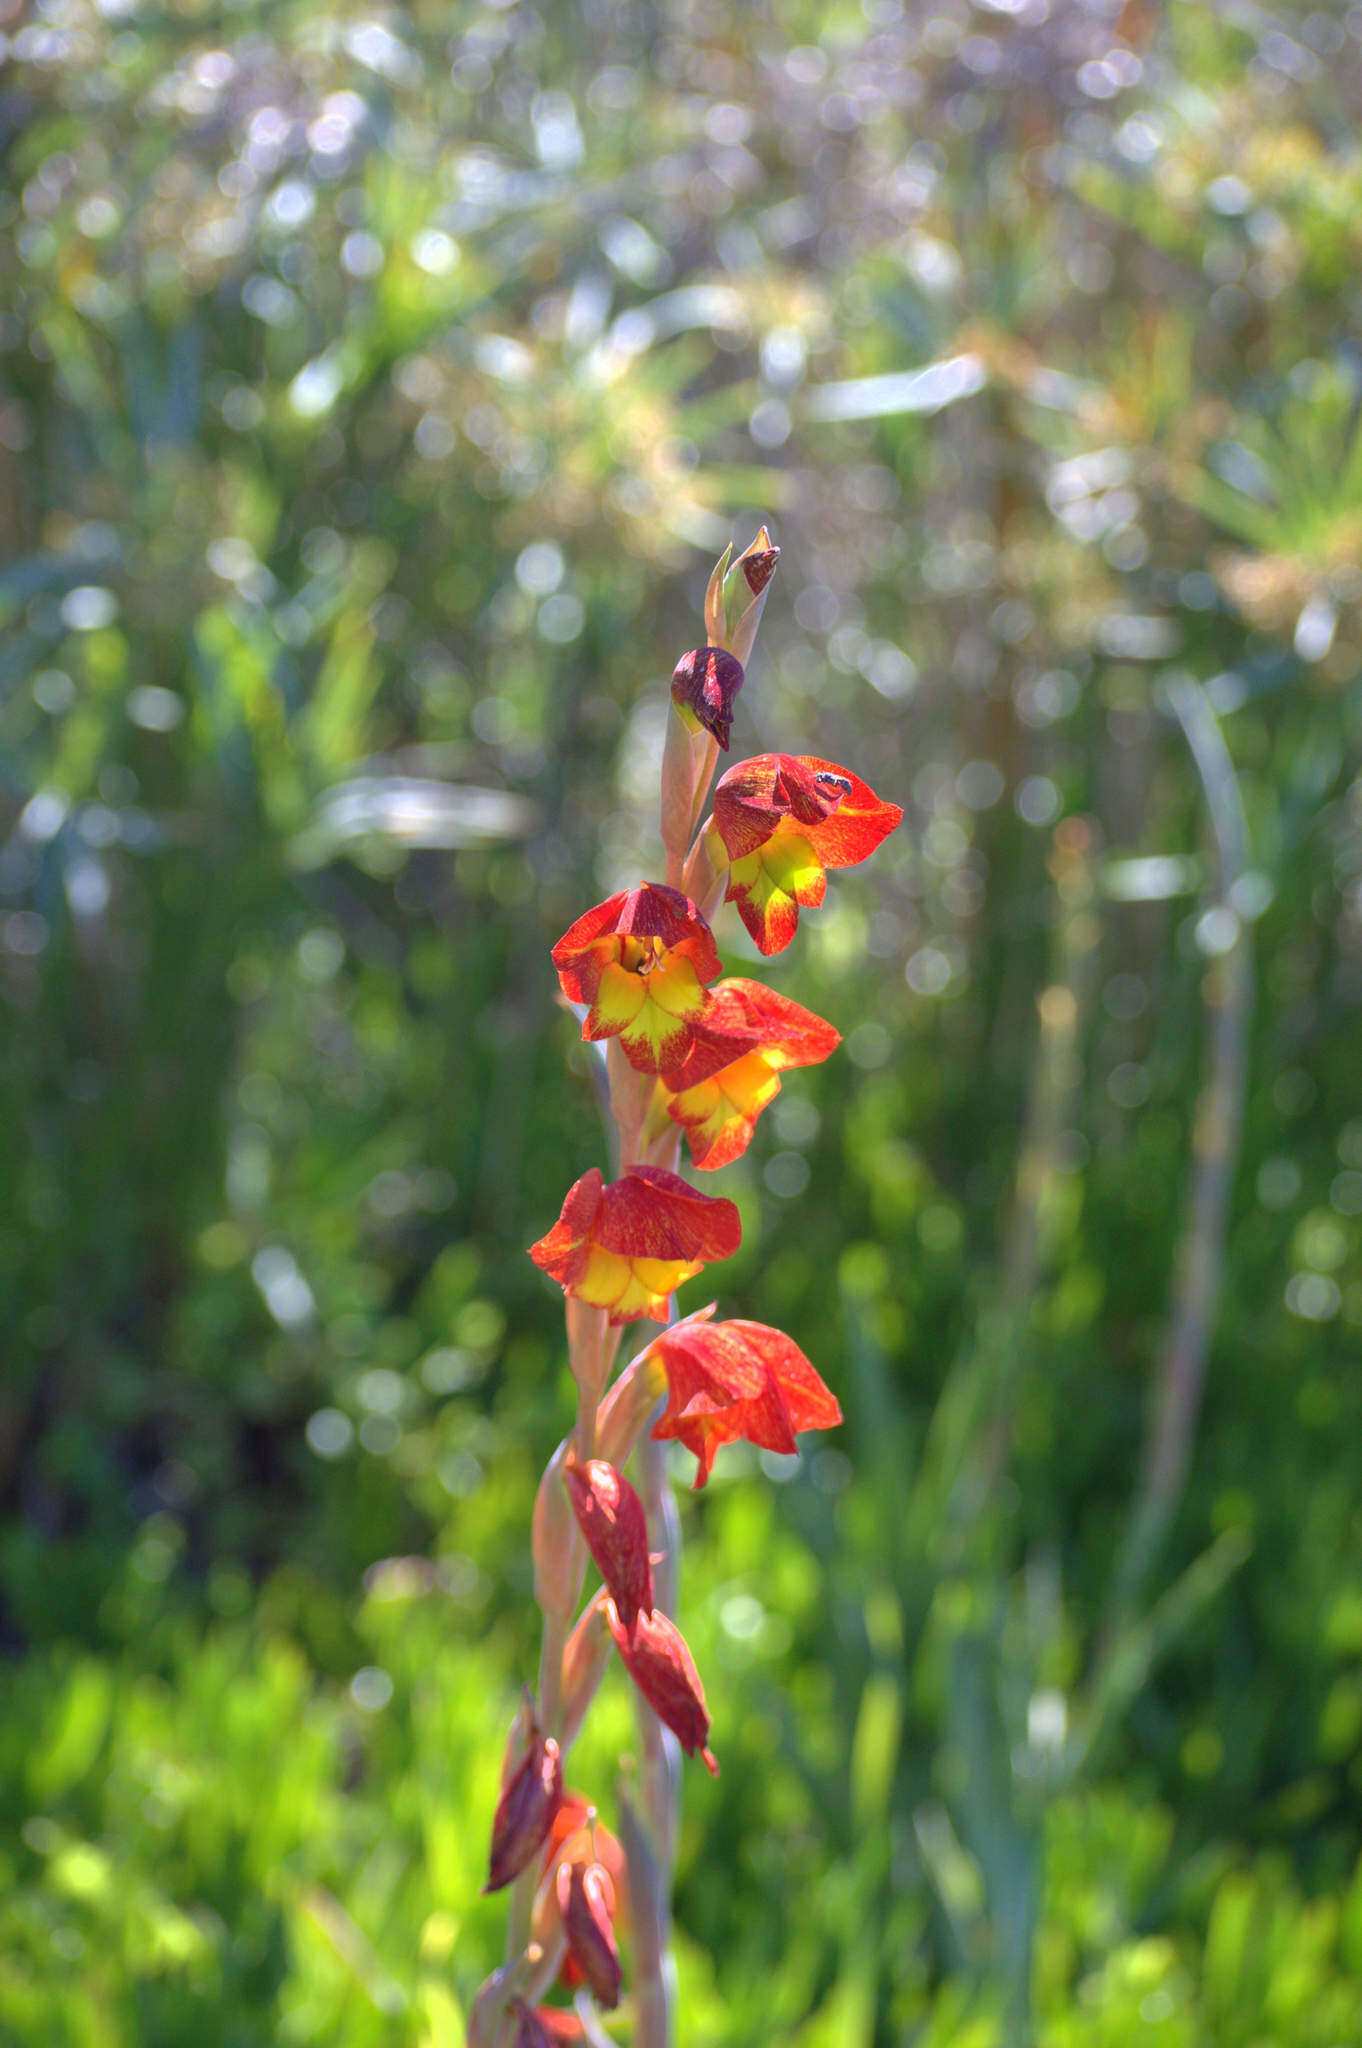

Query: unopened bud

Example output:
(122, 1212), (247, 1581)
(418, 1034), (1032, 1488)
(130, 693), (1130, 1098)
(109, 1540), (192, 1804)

(596, 1349), (669, 1467)
(606, 1600), (718, 1775)
(533, 1440), (583, 1622)
(560, 1597), (613, 1751)
(556, 1860), (622, 2010)
(512, 2004), (583, 2046)
(485, 1721), (564, 1892)
(564, 1460), (652, 1630)
(670, 646), (745, 751)
(724, 528), (780, 666)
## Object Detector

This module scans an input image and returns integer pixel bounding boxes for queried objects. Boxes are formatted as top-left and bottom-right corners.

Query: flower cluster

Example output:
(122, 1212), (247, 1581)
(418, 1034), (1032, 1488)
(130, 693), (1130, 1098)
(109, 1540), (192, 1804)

(473, 532), (900, 2046)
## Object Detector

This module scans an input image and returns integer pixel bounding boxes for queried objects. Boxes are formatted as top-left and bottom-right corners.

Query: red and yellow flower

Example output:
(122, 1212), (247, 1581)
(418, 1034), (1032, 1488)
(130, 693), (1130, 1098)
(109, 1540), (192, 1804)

(529, 1166), (741, 1324)
(646, 1305), (842, 1487)
(706, 754), (902, 955)
(656, 977), (841, 1169)
(552, 883), (721, 1072)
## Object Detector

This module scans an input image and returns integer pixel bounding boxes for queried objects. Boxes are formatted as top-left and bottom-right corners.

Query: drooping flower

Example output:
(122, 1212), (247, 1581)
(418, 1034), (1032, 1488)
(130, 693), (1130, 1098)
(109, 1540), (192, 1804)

(552, 884), (721, 1072)
(706, 754), (902, 955)
(556, 1859), (623, 2009)
(657, 977), (841, 1169)
(564, 1459), (653, 1630)
(483, 1719), (564, 1893)
(606, 1599), (718, 1774)
(670, 646), (745, 750)
(528, 1165), (741, 1325)
(646, 1307), (841, 1488)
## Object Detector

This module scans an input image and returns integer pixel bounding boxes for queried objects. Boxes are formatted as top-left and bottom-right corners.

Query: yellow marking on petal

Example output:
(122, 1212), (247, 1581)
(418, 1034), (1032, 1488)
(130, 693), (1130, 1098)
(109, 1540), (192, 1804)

(573, 1246), (633, 1310)
(592, 961), (650, 1032)
(670, 1052), (781, 1162)
(642, 955), (705, 1020)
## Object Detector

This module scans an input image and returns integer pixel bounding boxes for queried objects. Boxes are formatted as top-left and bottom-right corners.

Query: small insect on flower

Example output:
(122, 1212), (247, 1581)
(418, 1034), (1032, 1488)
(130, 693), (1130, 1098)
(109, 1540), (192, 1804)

(706, 753), (902, 955)
(552, 883), (722, 1072)
(528, 1165), (741, 1325)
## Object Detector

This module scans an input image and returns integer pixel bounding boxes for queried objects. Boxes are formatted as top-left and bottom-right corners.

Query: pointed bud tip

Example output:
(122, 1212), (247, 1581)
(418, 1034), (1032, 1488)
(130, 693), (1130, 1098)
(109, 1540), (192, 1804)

(741, 546), (779, 596)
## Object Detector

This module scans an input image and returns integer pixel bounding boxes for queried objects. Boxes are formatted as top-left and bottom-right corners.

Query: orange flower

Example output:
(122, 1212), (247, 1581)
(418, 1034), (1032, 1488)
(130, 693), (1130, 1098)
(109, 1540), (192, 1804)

(528, 1166), (741, 1325)
(552, 884), (721, 1072)
(707, 754), (901, 955)
(605, 1599), (718, 1775)
(658, 977), (840, 1169)
(647, 1306), (841, 1487)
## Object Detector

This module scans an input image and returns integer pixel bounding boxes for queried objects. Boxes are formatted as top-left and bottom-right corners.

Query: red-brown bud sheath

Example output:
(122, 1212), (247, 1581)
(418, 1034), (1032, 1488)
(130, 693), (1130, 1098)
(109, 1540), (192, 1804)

(513, 2006), (584, 2046)
(741, 545), (779, 596)
(560, 1596), (613, 1752)
(670, 646), (744, 750)
(606, 1600), (718, 1775)
(564, 1459), (653, 1631)
(484, 1726), (564, 1892)
(556, 1860), (622, 2010)
(533, 1439), (583, 1622)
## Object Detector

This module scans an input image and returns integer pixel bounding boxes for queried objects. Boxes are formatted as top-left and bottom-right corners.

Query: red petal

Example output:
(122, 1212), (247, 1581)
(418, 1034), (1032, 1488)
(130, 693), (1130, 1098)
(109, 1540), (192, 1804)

(564, 1460), (653, 1630)
(647, 1317), (840, 1487)
(790, 756), (902, 869)
(606, 1601), (717, 1773)
(594, 1166), (741, 1263)
(662, 978), (840, 1090)
(527, 1169), (605, 1286)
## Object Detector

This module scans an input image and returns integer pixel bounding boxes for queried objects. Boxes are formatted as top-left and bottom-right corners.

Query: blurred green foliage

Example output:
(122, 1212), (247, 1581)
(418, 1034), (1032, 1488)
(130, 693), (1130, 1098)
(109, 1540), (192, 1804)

(4, 0), (1362, 2040)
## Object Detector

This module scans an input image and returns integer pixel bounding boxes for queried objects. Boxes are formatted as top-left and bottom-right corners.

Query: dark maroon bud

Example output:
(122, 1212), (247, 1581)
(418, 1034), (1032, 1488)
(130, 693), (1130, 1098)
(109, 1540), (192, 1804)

(741, 546), (780, 596)
(483, 1724), (563, 1892)
(556, 1859), (623, 2009)
(670, 645), (744, 750)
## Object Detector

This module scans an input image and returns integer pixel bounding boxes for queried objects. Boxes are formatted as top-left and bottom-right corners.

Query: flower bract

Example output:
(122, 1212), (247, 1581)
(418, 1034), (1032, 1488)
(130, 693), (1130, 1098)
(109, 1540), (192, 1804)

(647, 1307), (841, 1487)
(658, 977), (840, 1169)
(707, 753), (902, 954)
(605, 1598), (718, 1774)
(483, 1721), (563, 1893)
(528, 1166), (741, 1324)
(552, 884), (721, 1072)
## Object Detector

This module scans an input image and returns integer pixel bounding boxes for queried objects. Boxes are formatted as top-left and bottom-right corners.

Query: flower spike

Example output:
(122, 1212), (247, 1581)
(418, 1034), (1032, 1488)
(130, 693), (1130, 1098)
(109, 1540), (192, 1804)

(564, 1459), (653, 1631)
(658, 977), (841, 1169)
(707, 753), (902, 954)
(606, 1599), (718, 1774)
(552, 883), (721, 1072)
(529, 1165), (741, 1325)
(647, 1311), (842, 1488)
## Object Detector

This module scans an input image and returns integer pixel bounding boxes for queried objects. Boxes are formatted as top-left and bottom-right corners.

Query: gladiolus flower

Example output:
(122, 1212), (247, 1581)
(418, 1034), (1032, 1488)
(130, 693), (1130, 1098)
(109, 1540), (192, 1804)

(658, 977), (841, 1169)
(671, 646), (745, 750)
(552, 884), (721, 1073)
(556, 1860), (622, 2009)
(606, 1599), (718, 1775)
(647, 1308), (841, 1488)
(484, 1722), (563, 1892)
(564, 1459), (653, 1630)
(528, 1166), (741, 1325)
(707, 754), (902, 955)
